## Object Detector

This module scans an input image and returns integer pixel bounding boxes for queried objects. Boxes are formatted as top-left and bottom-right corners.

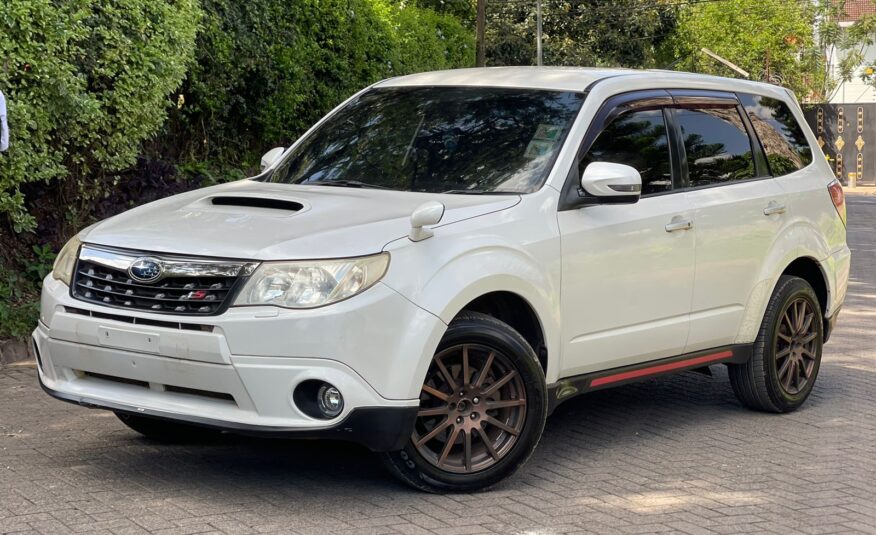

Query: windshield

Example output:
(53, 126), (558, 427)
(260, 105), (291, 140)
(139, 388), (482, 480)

(265, 86), (585, 193)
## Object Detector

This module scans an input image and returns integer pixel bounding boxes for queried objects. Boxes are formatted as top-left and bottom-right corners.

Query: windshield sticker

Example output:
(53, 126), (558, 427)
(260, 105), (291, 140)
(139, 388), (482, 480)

(533, 124), (563, 141)
(524, 140), (554, 159)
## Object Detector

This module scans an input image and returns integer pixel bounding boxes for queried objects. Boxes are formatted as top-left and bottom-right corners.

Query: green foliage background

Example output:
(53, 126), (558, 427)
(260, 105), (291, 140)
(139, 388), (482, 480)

(162, 0), (473, 168)
(0, 0), (202, 234)
(0, 0), (473, 340)
(665, 0), (826, 99)
(0, 0), (866, 342)
(485, 0), (676, 68)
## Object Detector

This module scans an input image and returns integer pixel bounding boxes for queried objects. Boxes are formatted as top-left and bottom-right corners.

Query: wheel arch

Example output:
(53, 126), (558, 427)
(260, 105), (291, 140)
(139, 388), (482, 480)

(780, 256), (829, 315)
(735, 214), (835, 345)
(455, 291), (548, 374)
(736, 250), (832, 345)
(382, 234), (563, 384)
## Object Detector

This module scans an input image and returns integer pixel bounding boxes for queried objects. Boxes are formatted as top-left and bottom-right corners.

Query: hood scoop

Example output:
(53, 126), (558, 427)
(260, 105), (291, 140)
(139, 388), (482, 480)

(210, 196), (304, 212)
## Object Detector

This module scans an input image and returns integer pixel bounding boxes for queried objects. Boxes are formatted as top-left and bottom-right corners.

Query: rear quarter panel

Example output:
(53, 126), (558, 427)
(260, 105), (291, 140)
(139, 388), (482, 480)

(735, 95), (847, 343)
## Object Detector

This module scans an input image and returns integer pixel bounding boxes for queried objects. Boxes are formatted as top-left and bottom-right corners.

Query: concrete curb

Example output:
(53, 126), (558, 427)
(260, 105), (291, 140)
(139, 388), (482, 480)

(844, 186), (876, 196)
(0, 339), (35, 366)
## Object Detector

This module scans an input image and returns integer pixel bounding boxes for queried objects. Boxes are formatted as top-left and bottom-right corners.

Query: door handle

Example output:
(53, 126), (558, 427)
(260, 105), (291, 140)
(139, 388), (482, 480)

(665, 217), (693, 232)
(763, 202), (786, 216)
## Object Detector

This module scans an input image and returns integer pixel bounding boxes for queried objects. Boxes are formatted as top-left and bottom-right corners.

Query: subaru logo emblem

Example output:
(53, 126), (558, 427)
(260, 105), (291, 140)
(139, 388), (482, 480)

(129, 258), (163, 283)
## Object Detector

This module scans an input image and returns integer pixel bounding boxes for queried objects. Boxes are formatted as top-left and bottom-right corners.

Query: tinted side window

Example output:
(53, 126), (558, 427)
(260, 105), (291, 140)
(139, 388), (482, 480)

(740, 94), (813, 176)
(582, 109), (672, 195)
(676, 107), (755, 187)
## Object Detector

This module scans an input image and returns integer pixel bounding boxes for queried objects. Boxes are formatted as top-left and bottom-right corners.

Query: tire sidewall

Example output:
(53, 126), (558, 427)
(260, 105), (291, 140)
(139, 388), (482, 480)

(762, 279), (824, 411)
(392, 315), (547, 492)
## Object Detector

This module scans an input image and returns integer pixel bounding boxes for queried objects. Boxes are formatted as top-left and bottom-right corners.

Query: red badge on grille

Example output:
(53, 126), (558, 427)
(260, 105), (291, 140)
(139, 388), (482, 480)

(184, 290), (208, 300)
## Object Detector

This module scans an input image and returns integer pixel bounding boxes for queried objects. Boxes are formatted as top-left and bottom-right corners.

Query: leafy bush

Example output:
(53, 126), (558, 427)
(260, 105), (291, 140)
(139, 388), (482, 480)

(0, 0), (473, 342)
(0, 269), (39, 340)
(0, 245), (54, 340)
(163, 0), (474, 169)
(0, 0), (201, 233)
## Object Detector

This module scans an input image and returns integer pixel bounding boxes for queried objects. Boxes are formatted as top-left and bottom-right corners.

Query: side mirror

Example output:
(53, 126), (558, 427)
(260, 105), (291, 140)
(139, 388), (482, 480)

(260, 147), (286, 172)
(580, 162), (642, 204)
(409, 201), (445, 242)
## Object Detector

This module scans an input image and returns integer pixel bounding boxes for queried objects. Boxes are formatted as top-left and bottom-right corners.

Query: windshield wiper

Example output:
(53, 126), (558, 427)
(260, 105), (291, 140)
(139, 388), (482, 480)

(441, 189), (518, 195)
(307, 180), (392, 190)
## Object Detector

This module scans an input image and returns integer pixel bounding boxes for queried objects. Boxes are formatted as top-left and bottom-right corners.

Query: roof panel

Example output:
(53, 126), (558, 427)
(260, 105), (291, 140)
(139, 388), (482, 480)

(375, 67), (634, 92)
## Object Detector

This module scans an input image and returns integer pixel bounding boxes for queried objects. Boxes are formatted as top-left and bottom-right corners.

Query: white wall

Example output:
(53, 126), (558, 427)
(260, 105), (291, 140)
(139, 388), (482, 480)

(828, 24), (876, 104)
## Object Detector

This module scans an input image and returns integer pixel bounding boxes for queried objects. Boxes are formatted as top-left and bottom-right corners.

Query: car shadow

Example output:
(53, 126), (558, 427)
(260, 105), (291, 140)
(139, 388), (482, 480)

(94, 367), (778, 494)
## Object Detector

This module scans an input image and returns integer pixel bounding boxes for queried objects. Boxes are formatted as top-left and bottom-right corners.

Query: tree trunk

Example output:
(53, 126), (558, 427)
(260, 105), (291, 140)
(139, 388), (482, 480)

(476, 0), (487, 67)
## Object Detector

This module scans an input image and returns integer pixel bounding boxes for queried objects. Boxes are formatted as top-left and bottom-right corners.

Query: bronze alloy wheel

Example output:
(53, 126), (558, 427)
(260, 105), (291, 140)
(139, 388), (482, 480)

(413, 343), (527, 474)
(728, 275), (823, 413)
(774, 297), (819, 396)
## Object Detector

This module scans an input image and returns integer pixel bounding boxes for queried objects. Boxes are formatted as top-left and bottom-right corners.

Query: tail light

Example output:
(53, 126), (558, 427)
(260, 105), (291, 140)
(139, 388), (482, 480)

(827, 179), (846, 227)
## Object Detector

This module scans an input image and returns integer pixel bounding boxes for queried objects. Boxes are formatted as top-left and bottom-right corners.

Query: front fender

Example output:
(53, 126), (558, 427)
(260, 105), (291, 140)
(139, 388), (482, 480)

(381, 195), (562, 382)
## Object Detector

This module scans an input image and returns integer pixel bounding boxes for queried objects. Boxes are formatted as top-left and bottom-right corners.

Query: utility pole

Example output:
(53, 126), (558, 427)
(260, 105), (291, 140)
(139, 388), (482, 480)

(536, 0), (543, 66)
(476, 0), (487, 67)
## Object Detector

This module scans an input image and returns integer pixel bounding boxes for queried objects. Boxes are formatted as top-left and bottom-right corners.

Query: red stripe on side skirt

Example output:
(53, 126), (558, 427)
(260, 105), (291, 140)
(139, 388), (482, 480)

(589, 350), (734, 388)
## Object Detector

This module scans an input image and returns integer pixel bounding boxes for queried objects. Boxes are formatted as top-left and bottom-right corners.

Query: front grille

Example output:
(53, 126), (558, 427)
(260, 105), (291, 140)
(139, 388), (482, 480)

(71, 246), (257, 316)
(64, 306), (214, 331)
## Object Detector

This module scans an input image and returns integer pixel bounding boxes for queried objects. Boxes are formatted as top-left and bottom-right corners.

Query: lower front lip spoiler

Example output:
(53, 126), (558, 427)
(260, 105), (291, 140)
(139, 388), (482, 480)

(38, 375), (417, 452)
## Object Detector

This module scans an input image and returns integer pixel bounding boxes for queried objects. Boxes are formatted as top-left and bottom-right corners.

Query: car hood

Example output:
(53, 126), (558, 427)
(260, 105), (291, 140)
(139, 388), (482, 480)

(82, 180), (521, 260)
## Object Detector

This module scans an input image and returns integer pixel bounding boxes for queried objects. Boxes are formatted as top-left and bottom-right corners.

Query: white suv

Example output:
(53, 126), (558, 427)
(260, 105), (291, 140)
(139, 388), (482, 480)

(35, 68), (850, 492)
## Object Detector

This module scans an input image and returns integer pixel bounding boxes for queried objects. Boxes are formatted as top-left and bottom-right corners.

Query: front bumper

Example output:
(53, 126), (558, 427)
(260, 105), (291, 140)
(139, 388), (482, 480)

(38, 372), (417, 451)
(34, 276), (446, 450)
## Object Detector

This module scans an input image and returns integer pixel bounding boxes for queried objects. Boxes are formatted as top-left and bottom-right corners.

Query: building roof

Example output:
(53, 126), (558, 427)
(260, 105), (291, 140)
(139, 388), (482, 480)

(836, 0), (876, 22)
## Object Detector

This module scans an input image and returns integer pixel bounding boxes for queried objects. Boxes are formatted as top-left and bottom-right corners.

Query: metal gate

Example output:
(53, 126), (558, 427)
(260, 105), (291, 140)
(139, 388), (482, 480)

(803, 103), (876, 186)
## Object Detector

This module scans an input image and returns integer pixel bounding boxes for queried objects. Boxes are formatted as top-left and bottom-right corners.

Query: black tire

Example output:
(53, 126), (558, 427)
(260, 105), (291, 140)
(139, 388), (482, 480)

(382, 312), (547, 492)
(115, 412), (218, 443)
(728, 275), (824, 413)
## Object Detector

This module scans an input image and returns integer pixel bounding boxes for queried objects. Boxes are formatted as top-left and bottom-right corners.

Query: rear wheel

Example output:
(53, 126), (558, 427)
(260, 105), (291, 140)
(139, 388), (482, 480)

(729, 275), (823, 413)
(382, 312), (546, 492)
(115, 412), (217, 442)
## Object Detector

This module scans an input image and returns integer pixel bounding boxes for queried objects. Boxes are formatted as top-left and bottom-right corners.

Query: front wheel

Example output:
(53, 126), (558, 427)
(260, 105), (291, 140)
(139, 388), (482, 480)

(382, 312), (547, 492)
(729, 275), (824, 413)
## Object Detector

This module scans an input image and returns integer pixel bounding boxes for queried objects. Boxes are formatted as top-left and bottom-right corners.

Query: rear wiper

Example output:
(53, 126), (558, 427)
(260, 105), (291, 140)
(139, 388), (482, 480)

(308, 180), (391, 190)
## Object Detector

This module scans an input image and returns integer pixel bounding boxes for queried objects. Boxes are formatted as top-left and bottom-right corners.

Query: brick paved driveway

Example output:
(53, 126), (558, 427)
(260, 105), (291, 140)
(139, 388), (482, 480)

(2, 197), (875, 535)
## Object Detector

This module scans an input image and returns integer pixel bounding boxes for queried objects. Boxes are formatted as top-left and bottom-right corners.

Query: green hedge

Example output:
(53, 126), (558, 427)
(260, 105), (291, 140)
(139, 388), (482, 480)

(0, 0), (473, 230)
(0, 0), (201, 233)
(164, 0), (474, 168)
(0, 0), (473, 341)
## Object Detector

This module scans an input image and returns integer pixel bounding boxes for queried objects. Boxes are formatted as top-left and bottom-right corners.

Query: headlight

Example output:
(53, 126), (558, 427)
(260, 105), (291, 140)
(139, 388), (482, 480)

(233, 253), (389, 309)
(52, 236), (82, 286)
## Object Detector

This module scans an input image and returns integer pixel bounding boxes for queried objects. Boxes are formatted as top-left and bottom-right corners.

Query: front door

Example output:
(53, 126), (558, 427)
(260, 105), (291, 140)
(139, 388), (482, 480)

(558, 97), (695, 377)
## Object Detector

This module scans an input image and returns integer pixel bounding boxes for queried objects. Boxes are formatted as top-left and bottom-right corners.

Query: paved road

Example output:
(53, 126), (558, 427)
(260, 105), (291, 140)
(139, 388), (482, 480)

(2, 197), (875, 535)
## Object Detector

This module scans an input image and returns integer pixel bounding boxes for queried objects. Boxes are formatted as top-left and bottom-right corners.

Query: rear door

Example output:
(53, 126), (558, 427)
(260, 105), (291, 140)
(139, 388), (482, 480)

(669, 90), (787, 352)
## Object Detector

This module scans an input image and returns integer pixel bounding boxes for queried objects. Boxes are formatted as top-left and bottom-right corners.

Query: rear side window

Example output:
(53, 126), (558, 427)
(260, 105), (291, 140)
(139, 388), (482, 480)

(675, 107), (755, 187)
(740, 94), (813, 176)
(582, 109), (673, 195)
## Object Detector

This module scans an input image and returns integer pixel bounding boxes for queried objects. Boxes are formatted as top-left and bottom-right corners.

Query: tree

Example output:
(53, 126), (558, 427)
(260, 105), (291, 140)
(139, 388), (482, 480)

(819, 0), (876, 100)
(485, 0), (678, 68)
(161, 0), (474, 168)
(666, 0), (825, 99)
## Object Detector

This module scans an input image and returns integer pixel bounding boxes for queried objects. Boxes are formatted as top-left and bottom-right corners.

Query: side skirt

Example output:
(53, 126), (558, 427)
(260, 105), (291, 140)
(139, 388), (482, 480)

(547, 344), (752, 413)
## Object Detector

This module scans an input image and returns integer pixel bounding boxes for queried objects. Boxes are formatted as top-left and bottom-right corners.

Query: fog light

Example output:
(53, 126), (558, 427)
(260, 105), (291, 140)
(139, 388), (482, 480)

(317, 384), (343, 418)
